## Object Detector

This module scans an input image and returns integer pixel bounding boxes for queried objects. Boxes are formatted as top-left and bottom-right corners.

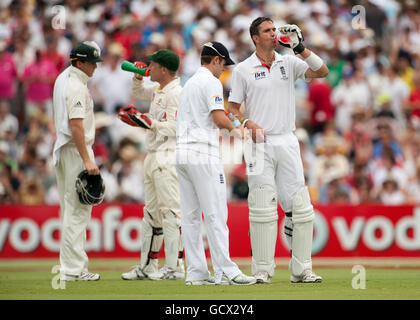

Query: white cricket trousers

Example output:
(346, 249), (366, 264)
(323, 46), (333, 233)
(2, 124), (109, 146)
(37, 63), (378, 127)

(175, 147), (241, 282)
(56, 144), (94, 276)
(142, 150), (182, 270)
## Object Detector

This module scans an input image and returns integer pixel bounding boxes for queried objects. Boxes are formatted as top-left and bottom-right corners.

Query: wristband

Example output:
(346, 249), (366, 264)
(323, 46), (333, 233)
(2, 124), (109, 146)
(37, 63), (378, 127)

(242, 119), (250, 128)
(304, 52), (323, 71)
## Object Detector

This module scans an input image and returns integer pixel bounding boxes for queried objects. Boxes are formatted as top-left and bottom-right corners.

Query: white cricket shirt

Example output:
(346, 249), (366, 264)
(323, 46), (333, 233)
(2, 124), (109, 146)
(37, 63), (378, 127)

(132, 77), (182, 152)
(176, 67), (225, 156)
(52, 66), (95, 165)
(228, 51), (308, 135)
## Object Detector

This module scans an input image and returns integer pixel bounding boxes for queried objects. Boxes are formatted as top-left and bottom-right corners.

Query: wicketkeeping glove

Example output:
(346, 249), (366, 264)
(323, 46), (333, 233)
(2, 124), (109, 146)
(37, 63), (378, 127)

(277, 24), (305, 55)
(118, 104), (142, 127)
(128, 112), (153, 130)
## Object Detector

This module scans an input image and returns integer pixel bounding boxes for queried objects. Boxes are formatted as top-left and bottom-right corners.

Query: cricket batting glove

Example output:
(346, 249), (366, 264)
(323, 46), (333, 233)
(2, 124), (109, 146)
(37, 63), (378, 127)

(118, 104), (142, 127)
(128, 112), (153, 130)
(277, 24), (305, 54)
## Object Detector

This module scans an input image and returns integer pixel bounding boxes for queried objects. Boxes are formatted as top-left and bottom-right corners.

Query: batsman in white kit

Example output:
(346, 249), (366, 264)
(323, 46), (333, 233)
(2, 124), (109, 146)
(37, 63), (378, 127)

(228, 17), (329, 283)
(175, 41), (256, 286)
(118, 50), (184, 280)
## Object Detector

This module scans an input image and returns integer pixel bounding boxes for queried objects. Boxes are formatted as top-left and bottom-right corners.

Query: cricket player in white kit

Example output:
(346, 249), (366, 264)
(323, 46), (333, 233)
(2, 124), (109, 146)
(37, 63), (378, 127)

(175, 42), (256, 286)
(228, 18), (329, 283)
(119, 50), (185, 280)
(53, 42), (103, 281)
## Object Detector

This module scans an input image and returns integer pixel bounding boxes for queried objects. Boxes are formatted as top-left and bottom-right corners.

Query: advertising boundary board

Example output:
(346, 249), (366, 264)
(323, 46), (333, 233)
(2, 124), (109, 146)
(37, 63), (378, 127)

(0, 204), (419, 258)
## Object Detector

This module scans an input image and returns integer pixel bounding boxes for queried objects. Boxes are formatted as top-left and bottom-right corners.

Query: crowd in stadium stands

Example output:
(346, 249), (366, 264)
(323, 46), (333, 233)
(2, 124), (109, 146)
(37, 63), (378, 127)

(0, 0), (420, 205)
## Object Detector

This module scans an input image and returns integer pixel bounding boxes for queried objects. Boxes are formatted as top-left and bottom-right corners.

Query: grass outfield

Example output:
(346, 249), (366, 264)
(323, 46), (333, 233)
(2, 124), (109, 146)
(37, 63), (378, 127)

(1, 258), (420, 300)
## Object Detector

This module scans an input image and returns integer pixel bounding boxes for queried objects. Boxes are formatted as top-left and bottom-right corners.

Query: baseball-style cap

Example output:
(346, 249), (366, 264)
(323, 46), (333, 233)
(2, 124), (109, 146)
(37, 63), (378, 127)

(70, 43), (103, 63)
(201, 41), (235, 65)
(146, 49), (180, 72)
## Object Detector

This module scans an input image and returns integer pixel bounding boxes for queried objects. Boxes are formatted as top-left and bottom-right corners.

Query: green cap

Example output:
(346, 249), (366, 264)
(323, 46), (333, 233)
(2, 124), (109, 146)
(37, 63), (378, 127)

(70, 43), (103, 63)
(146, 49), (180, 72)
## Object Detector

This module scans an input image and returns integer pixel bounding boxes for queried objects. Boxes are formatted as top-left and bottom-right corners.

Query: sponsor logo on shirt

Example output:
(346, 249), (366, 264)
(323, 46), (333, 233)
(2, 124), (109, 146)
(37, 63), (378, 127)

(74, 101), (82, 108)
(279, 66), (288, 80)
(213, 95), (223, 104)
(219, 173), (224, 184)
(253, 71), (266, 80)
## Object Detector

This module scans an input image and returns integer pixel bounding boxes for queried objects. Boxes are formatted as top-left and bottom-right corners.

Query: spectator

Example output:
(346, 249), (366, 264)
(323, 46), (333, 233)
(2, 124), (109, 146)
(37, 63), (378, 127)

(21, 49), (57, 119)
(349, 174), (376, 204)
(90, 42), (133, 115)
(0, 140), (20, 204)
(379, 177), (406, 205)
(371, 145), (408, 196)
(307, 78), (334, 135)
(314, 134), (350, 187)
(407, 162), (420, 204)
(343, 121), (372, 165)
(18, 175), (45, 205)
(318, 168), (351, 204)
(404, 71), (420, 122)
(372, 121), (403, 163)
(396, 50), (415, 92)
(0, 100), (18, 140)
(113, 144), (145, 202)
(326, 48), (346, 88)
(42, 35), (65, 75)
(0, 40), (18, 111)
(377, 66), (410, 127)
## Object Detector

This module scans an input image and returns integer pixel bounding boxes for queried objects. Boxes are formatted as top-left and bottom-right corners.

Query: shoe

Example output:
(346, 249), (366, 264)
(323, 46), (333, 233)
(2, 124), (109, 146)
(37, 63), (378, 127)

(254, 271), (271, 284)
(152, 266), (185, 280)
(230, 273), (257, 285)
(61, 271), (100, 281)
(121, 266), (149, 280)
(185, 276), (216, 286)
(215, 274), (230, 285)
(291, 269), (322, 283)
(156, 265), (185, 280)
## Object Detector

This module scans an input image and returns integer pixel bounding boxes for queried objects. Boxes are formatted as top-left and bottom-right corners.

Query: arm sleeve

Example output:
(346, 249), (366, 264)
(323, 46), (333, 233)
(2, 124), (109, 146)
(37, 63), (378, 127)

(151, 88), (180, 137)
(228, 67), (246, 104)
(132, 77), (159, 102)
(67, 87), (86, 119)
(206, 79), (225, 112)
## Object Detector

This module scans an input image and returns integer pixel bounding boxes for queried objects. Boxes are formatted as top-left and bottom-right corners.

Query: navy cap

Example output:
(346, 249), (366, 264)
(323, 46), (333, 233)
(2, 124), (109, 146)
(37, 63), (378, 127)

(201, 41), (235, 66)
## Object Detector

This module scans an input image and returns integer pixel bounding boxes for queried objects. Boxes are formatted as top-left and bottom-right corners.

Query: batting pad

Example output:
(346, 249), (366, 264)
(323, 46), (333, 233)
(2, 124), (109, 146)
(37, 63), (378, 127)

(140, 215), (163, 271)
(248, 186), (278, 277)
(290, 187), (314, 277)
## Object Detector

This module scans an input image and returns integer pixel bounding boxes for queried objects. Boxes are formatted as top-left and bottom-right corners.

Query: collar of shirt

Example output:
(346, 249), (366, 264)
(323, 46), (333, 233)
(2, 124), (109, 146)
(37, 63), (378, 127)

(158, 77), (180, 94)
(197, 66), (215, 77)
(70, 65), (90, 85)
(250, 51), (284, 69)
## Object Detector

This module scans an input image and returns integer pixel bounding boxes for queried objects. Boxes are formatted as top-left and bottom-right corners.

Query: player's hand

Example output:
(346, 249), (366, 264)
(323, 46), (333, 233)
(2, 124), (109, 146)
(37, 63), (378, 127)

(118, 104), (141, 127)
(244, 120), (266, 143)
(134, 61), (147, 80)
(84, 159), (100, 175)
(277, 24), (305, 54)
